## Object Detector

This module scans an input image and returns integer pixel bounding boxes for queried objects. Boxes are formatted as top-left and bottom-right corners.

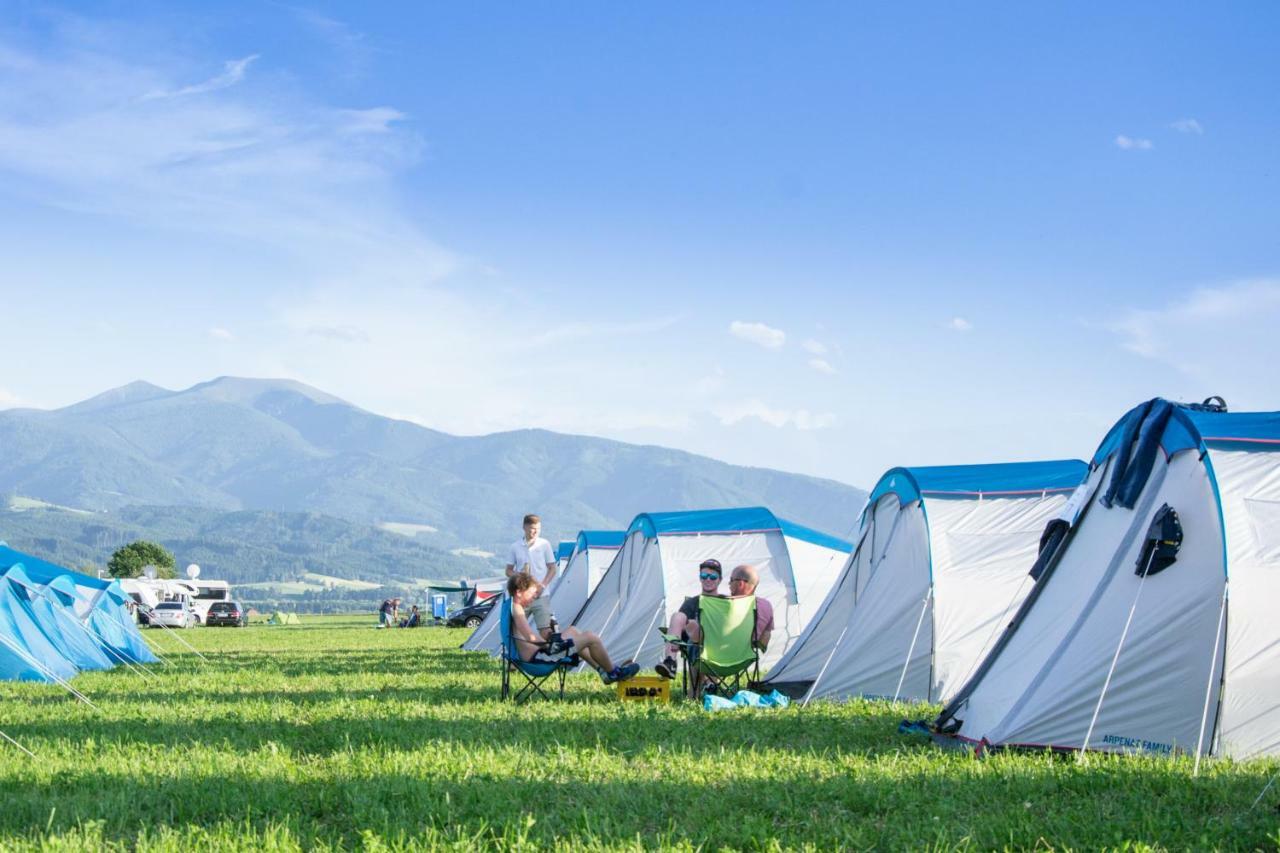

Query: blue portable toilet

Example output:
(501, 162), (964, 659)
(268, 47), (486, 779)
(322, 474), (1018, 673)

(431, 594), (448, 620)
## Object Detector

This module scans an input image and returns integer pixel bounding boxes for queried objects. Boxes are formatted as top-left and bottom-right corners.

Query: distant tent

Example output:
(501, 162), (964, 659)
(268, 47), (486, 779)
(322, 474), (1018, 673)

(0, 543), (157, 668)
(572, 508), (852, 669)
(934, 399), (1280, 761)
(462, 530), (625, 656)
(763, 460), (1088, 704)
(555, 540), (576, 568)
(268, 611), (301, 625)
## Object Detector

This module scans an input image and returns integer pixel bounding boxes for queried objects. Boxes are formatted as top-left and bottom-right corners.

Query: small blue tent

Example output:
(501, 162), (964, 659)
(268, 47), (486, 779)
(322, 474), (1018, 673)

(0, 568), (79, 683)
(2, 565), (114, 671)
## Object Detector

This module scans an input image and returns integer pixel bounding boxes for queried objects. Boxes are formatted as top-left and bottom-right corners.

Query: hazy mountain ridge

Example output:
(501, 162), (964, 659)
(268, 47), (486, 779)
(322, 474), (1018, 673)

(0, 377), (868, 558)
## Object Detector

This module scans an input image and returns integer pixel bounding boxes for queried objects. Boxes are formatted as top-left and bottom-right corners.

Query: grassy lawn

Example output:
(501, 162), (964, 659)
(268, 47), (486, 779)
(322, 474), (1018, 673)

(0, 615), (1277, 850)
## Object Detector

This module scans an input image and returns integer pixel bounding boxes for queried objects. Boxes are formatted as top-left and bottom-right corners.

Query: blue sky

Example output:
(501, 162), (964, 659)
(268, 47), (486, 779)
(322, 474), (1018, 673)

(1, 2), (1278, 488)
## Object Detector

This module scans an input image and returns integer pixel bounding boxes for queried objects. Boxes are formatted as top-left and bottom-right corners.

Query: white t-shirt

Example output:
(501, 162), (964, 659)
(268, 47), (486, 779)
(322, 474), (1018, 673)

(507, 537), (556, 578)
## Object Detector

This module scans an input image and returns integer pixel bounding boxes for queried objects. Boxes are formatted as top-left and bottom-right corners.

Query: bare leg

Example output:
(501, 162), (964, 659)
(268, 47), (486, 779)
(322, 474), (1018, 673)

(563, 627), (615, 673)
(665, 612), (688, 658)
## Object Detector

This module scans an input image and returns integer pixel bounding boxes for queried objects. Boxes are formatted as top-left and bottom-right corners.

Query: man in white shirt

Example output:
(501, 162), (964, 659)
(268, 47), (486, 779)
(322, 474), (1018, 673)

(505, 513), (557, 639)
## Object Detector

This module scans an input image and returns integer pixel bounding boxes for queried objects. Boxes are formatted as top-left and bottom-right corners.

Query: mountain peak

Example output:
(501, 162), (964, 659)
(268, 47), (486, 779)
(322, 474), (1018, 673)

(182, 376), (349, 407)
(59, 380), (173, 413)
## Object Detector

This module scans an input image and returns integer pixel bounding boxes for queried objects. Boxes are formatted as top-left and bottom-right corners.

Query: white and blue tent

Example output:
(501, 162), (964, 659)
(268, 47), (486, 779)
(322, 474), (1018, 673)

(571, 508), (852, 669)
(0, 544), (157, 667)
(764, 460), (1088, 704)
(462, 530), (625, 656)
(933, 399), (1280, 761)
(555, 540), (576, 568)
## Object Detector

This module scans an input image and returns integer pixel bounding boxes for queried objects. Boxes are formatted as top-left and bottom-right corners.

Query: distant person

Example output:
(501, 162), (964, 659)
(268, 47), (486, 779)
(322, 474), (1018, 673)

(507, 572), (638, 683)
(378, 599), (394, 627)
(505, 513), (557, 639)
(655, 559), (724, 680)
(399, 605), (421, 628)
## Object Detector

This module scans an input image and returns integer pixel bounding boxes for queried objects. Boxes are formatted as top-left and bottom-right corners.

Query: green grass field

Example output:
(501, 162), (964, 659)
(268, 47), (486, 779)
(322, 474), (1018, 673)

(1, 616), (1277, 850)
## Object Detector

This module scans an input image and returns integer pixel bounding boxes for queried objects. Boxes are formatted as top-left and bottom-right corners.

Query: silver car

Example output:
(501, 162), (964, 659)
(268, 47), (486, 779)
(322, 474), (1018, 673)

(150, 600), (198, 629)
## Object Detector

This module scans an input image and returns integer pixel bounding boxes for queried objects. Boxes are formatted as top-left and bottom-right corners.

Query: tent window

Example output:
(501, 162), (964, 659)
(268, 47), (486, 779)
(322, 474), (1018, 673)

(1245, 498), (1280, 564)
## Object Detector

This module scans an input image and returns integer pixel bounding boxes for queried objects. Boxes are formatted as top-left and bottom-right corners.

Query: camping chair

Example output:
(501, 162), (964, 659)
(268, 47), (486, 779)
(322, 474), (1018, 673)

(661, 595), (760, 700)
(498, 597), (580, 703)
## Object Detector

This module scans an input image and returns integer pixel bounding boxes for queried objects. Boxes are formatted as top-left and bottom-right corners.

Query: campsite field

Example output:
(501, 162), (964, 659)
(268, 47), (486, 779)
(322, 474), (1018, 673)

(0, 617), (1277, 851)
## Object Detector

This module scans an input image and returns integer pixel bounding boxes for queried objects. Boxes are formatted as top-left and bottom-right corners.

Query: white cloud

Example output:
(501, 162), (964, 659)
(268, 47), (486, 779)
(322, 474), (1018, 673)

(947, 317), (973, 332)
(808, 358), (836, 375)
(801, 339), (827, 355)
(1115, 135), (1154, 151)
(729, 321), (786, 349)
(1170, 118), (1204, 135)
(0, 28), (450, 277)
(143, 54), (258, 100)
(1108, 278), (1280, 404)
(208, 327), (235, 341)
(715, 399), (836, 431)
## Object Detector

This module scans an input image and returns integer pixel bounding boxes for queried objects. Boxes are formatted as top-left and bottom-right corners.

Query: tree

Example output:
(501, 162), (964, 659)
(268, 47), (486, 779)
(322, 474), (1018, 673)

(107, 540), (177, 579)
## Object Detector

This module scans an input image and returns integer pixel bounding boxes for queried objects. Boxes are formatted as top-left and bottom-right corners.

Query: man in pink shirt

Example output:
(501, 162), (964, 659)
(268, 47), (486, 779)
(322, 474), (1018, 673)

(727, 563), (774, 651)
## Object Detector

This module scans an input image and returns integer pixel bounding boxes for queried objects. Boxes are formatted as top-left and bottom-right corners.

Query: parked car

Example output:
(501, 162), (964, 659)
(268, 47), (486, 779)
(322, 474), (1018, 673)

(150, 600), (198, 629)
(205, 600), (249, 627)
(446, 596), (497, 628)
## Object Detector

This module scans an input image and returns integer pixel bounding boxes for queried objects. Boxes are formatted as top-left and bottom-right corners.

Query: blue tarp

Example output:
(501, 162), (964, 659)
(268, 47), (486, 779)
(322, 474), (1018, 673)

(555, 541), (576, 562)
(1093, 399), (1280, 465)
(574, 530), (626, 551)
(626, 507), (852, 553)
(868, 460), (1090, 506)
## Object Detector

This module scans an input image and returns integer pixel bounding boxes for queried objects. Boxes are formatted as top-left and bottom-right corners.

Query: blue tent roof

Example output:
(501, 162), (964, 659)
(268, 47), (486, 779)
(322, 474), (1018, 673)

(0, 544), (109, 592)
(1, 565), (113, 671)
(1093, 400), (1280, 464)
(626, 507), (852, 553)
(573, 530), (625, 552)
(869, 460), (1089, 506)
(555, 541), (576, 561)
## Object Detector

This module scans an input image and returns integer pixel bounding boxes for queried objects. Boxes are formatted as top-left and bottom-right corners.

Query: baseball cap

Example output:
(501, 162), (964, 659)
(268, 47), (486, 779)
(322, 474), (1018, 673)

(698, 559), (722, 573)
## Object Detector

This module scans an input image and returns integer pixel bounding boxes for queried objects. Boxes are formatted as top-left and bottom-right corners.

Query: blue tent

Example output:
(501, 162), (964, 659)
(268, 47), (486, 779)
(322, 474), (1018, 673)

(2, 565), (114, 671)
(0, 568), (79, 683)
(0, 543), (157, 665)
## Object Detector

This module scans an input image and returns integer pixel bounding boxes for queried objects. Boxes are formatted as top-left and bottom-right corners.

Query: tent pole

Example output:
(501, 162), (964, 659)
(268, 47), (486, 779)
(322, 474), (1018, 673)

(1193, 584), (1228, 776)
(52, 604), (155, 681)
(802, 624), (849, 707)
(0, 633), (98, 709)
(893, 586), (933, 703)
(140, 606), (210, 662)
(1078, 550), (1155, 764)
(632, 602), (665, 664)
(0, 728), (35, 758)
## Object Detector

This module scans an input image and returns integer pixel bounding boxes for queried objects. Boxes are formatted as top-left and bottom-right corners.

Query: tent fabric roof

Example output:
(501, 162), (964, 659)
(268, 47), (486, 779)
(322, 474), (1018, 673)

(0, 544), (109, 591)
(1093, 400), (1280, 464)
(574, 530), (626, 550)
(555, 541), (576, 561)
(626, 507), (852, 553)
(868, 460), (1089, 506)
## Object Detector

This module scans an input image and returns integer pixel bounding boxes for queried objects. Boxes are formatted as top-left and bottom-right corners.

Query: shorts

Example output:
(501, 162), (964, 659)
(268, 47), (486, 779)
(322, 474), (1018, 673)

(525, 594), (553, 632)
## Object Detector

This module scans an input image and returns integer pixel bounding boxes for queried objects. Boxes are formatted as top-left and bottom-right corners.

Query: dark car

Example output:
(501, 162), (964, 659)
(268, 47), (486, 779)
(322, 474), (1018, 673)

(446, 596), (497, 628)
(206, 600), (249, 627)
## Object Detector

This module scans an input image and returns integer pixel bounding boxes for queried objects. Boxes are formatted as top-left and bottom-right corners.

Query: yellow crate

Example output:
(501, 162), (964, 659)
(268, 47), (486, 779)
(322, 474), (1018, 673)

(615, 675), (671, 703)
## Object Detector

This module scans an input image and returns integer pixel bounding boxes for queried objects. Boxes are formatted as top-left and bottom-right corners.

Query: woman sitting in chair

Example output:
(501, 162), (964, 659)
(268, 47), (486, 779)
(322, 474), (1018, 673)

(508, 572), (640, 684)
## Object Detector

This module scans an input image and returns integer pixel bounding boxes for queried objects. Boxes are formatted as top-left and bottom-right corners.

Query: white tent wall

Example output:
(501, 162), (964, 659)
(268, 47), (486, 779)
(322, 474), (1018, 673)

(802, 501), (933, 700)
(766, 494), (908, 686)
(460, 594), (502, 653)
(977, 452), (1227, 754)
(571, 531), (663, 663)
(1210, 448), (1280, 758)
(929, 491), (1072, 702)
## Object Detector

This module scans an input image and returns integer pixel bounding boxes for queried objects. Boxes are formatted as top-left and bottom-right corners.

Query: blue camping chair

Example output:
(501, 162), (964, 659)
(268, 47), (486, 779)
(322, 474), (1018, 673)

(499, 597), (580, 702)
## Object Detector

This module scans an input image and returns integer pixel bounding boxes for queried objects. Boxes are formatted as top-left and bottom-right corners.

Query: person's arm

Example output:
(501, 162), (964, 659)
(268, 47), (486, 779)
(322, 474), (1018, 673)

(511, 603), (542, 646)
(541, 561), (557, 589)
(505, 563), (516, 578)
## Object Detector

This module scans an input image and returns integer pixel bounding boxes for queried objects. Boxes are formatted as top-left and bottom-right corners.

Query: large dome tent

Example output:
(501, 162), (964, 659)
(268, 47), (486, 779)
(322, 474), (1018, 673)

(763, 459), (1089, 704)
(932, 398), (1280, 762)
(570, 507), (852, 670)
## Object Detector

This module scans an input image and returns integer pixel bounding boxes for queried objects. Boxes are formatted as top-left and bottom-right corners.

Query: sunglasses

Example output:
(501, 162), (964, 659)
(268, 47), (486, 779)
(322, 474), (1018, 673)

(698, 572), (721, 581)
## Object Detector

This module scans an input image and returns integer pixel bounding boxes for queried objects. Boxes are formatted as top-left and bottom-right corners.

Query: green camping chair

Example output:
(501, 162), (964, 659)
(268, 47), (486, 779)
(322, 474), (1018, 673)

(661, 595), (759, 699)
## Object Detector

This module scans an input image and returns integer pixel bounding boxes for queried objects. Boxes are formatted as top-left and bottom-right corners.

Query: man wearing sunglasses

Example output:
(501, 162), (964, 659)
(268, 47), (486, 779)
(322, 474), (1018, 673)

(655, 559), (724, 680)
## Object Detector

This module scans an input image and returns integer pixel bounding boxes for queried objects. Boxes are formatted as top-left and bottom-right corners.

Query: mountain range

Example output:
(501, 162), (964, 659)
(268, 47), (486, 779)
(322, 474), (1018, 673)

(0, 377), (867, 597)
